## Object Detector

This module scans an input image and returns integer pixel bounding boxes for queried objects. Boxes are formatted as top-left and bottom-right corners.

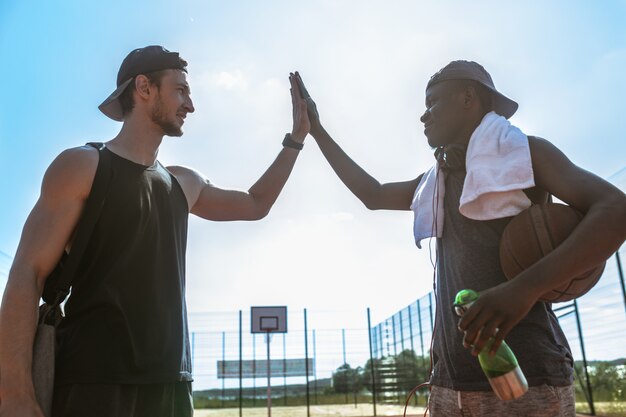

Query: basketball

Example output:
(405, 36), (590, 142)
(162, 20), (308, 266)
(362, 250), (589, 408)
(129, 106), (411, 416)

(499, 203), (605, 303)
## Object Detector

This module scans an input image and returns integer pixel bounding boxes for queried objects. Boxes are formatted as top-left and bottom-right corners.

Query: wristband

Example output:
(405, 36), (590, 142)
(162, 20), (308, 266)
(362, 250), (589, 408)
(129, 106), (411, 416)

(282, 133), (303, 150)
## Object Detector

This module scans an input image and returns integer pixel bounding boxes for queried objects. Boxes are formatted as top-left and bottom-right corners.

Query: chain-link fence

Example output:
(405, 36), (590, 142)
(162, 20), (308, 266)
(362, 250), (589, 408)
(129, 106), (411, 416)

(373, 247), (626, 416)
(186, 247), (625, 416)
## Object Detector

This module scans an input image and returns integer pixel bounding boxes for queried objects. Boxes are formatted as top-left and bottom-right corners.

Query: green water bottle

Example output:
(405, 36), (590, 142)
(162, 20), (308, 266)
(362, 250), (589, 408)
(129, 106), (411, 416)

(454, 289), (528, 400)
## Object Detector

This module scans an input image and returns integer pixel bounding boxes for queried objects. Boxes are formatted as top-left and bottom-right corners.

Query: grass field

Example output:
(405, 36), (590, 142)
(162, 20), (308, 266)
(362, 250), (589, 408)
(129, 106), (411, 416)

(194, 404), (427, 417)
(576, 401), (626, 417)
(194, 402), (626, 417)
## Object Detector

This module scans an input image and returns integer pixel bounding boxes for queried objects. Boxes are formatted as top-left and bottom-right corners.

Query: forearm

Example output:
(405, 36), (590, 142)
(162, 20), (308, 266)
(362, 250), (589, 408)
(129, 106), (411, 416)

(247, 145), (301, 219)
(519, 197), (626, 297)
(312, 126), (383, 209)
(0, 264), (41, 399)
(458, 199), (625, 356)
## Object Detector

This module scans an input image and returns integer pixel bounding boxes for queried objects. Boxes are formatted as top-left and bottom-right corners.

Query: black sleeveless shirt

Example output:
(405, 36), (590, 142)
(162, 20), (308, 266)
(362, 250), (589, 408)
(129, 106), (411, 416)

(56, 147), (192, 384)
(431, 146), (573, 391)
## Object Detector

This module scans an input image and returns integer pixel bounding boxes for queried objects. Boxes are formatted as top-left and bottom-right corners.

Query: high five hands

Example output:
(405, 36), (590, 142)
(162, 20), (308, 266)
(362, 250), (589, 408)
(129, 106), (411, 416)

(292, 72), (322, 137)
(288, 72), (311, 144)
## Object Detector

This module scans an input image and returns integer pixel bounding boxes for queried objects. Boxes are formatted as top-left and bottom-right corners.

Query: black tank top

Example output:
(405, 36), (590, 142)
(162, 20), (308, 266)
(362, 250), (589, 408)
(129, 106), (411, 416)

(56, 147), (192, 384)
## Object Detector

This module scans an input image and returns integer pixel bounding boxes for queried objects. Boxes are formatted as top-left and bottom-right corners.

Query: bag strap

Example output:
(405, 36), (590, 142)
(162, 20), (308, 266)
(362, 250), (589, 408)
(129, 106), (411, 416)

(50, 142), (111, 307)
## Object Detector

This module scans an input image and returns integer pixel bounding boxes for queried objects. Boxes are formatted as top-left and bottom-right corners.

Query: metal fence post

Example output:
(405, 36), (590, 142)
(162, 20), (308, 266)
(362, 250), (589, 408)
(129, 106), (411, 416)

(313, 329), (318, 405)
(399, 309), (405, 352)
(239, 310), (243, 417)
(342, 328), (347, 365)
(221, 331), (226, 407)
(283, 333), (287, 406)
(342, 328), (348, 403)
(367, 308), (377, 416)
(304, 308), (311, 417)
(408, 304), (415, 353)
(391, 315), (398, 356)
(253, 334), (257, 407)
(574, 300), (595, 416)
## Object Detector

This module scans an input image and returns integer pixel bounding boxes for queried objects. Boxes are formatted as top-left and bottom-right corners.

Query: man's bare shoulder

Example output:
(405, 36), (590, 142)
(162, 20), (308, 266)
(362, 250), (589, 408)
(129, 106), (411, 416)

(528, 135), (554, 150)
(165, 165), (211, 211)
(527, 136), (570, 166)
(57, 144), (100, 165)
(43, 145), (100, 200)
(166, 165), (212, 186)
(166, 164), (197, 178)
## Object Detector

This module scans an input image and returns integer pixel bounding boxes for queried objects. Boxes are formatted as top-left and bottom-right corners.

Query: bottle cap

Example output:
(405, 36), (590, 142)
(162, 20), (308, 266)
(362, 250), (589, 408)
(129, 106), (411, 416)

(454, 289), (479, 316)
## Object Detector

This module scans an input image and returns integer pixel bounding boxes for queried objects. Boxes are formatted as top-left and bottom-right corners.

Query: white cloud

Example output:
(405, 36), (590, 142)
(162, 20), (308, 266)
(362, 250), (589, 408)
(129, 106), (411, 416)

(202, 69), (249, 91)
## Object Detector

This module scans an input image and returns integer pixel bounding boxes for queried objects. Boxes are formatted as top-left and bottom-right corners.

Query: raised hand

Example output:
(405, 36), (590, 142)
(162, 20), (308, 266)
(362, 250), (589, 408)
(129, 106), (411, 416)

(289, 72), (310, 143)
(294, 72), (322, 137)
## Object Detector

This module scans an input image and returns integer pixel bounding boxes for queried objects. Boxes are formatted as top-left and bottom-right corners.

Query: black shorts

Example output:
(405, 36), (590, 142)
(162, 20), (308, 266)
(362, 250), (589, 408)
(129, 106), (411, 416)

(51, 382), (193, 417)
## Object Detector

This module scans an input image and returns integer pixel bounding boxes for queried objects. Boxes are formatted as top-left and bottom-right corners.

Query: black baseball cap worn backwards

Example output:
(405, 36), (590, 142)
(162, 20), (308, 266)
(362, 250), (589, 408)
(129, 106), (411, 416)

(427, 60), (518, 119)
(99, 45), (187, 121)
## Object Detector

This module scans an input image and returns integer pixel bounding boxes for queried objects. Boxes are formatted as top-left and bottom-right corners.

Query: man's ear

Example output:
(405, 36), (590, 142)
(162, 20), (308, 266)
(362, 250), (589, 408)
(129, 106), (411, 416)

(463, 85), (477, 108)
(135, 75), (152, 100)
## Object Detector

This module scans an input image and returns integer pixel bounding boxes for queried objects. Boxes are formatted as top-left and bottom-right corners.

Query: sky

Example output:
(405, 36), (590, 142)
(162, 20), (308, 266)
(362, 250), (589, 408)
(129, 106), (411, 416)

(1, 0), (625, 329)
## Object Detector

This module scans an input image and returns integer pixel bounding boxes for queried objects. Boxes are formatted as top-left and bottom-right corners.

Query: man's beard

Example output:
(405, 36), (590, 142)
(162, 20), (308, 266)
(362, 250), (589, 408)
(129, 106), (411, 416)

(151, 97), (183, 137)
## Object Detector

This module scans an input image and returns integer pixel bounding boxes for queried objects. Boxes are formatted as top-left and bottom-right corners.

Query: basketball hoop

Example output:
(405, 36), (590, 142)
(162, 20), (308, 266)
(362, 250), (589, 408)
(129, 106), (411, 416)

(251, 306), (288, 417)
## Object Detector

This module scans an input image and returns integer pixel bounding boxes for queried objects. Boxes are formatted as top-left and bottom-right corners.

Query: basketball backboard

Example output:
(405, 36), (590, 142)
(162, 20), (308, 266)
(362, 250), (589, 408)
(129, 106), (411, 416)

(251, 306), (287, 333)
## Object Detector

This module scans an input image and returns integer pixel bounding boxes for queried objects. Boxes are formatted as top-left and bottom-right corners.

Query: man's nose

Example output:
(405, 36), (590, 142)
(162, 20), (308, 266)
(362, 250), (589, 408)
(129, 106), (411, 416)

(420, 110), (430, 124)
(185, 97), (195, 113)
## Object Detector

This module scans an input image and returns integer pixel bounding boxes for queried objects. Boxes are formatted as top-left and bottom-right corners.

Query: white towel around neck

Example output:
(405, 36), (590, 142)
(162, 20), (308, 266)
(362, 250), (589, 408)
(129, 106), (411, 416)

(410, 111), (535, 249)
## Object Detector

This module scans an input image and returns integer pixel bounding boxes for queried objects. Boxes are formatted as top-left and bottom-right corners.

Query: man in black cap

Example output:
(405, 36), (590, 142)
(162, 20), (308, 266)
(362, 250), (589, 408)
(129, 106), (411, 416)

(296, 61), (626, 416)
(0, 46), (310, 417)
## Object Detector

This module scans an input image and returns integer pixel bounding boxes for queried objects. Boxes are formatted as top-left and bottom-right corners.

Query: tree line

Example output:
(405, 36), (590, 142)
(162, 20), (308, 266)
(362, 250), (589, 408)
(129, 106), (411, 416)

(332, 349), (625, 404)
